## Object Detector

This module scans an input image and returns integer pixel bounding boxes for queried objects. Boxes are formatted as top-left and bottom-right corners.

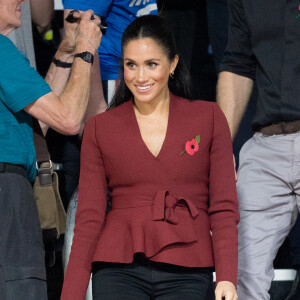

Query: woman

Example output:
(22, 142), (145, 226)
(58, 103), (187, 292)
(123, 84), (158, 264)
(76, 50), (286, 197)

(61, 15), (239, 300)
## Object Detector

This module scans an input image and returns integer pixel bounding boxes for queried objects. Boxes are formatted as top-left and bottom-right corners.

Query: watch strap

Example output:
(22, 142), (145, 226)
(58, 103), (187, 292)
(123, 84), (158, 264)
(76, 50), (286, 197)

(52, 56), (73, 68)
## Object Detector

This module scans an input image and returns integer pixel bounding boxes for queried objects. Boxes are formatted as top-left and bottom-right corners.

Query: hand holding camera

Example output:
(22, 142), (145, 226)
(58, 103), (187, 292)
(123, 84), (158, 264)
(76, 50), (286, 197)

(60, 9), (102, 56)
(65, 10), (107, 35)
(73, 10), (102, 54)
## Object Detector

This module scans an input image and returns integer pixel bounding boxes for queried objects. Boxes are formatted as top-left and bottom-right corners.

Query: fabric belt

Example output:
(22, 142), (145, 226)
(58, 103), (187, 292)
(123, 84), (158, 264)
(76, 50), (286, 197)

(0, 162), (27, 178)
(259, 120), (300, 135)
(112, 190), (201, 225)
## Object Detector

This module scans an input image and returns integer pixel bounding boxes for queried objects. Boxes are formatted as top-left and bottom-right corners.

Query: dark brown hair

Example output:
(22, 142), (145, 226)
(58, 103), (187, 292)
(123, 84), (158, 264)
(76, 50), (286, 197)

(110, 15), (191, 108)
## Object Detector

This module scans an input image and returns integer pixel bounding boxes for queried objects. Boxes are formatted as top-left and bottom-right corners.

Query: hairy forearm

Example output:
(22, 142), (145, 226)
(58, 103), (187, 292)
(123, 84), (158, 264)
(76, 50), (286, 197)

(45, 50), (74, 96)
(33, 56), (92, 136)
(40, 49), (74, 136)
(58, 57), (93, 134)
(217, 71), (253, 140)
(28, 45), (95, 136)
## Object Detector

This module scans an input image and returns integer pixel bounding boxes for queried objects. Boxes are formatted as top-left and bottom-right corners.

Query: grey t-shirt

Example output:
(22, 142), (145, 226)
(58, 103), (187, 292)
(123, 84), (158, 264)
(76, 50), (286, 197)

(7, 1), (36, 69)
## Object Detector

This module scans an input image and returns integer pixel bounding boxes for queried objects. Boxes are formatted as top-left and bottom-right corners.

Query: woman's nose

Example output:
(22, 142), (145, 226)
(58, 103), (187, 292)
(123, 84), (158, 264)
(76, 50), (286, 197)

(136, 67), (148, 82)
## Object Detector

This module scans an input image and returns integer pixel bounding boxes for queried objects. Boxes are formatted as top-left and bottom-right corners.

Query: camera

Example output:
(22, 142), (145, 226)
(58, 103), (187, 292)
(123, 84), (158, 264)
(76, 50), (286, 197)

(65, 10), (107, 35)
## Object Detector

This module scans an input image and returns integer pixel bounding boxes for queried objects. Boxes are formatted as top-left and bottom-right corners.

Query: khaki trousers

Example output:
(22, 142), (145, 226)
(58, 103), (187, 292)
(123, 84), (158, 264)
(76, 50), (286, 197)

(237, 132), (300, 299)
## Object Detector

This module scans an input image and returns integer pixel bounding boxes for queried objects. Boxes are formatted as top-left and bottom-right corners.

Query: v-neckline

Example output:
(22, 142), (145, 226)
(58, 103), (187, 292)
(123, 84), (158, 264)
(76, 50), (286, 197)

(130, 96), (173, 160)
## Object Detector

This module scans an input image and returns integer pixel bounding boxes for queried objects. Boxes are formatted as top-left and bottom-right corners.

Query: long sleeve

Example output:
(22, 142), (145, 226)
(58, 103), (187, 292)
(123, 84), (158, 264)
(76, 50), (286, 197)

(208, 103), (240, 286)
(61, 116), (107, 300)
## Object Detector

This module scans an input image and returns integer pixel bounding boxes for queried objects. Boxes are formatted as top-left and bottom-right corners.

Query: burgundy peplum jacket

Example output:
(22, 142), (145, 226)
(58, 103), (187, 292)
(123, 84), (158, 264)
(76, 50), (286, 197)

(61, 93), (239, 300)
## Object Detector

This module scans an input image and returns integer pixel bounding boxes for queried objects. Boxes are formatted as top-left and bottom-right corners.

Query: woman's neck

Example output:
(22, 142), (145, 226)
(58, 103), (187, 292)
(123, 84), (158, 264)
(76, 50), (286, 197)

(133, 88), (170, 117)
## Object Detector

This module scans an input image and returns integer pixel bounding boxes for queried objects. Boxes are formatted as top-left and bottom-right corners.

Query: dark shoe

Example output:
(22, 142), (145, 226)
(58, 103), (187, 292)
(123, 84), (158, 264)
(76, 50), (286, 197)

(285, 270), (300, 300)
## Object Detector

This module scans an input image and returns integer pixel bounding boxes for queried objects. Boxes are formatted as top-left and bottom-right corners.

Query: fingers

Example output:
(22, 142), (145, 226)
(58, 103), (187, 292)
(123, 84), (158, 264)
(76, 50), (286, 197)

(64, 9), (93, 21)
(65, 9), (101, 27)
(81, 9), (95, 21)
(80, 10), (101, 29)
(76, 10), (102, 53)
(225, 291), (238, 300)
(215, 288), (222, 300)
(224, 291), (234, 300)
(64, 9), (81, 24)
(72, 10), (80, 18)
(215, 281), (238, 300)
(65, 10), (81, 23)
(215, 290), (238, 300)
(91, 15), (101, 26)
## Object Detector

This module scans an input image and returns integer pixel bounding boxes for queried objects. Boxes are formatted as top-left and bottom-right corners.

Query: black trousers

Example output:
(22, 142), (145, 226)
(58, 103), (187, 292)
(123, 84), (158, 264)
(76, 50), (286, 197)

(92, 255), (213, 300)
(0, 166), (47, 300)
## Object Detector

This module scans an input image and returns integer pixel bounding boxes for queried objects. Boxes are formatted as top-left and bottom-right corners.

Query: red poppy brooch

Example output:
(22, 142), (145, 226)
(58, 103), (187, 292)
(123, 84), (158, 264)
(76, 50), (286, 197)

(180, 135), (200, 156)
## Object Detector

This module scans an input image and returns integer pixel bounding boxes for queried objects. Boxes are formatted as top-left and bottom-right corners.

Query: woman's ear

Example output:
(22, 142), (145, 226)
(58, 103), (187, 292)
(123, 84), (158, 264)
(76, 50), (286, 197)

(170, 54), (179, 73)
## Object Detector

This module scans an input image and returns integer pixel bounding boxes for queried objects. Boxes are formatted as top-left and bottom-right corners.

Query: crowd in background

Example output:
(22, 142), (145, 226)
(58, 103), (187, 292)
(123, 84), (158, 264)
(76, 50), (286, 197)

(2, 0), (300, 299)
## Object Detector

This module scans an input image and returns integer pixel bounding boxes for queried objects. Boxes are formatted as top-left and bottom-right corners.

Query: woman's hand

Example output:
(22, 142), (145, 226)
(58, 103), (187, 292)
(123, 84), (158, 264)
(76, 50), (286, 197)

(215, 281), (238, 300)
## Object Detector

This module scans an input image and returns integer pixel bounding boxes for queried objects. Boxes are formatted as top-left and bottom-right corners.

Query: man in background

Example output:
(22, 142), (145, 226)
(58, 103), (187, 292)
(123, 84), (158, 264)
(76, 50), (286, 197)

(0, 1), (101, 298)
(217, 1), (300, 299)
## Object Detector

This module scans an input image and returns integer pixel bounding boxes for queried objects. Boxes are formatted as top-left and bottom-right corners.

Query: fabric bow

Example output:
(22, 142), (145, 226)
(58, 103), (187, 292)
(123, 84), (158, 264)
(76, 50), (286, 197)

(152, 190), (199, 224)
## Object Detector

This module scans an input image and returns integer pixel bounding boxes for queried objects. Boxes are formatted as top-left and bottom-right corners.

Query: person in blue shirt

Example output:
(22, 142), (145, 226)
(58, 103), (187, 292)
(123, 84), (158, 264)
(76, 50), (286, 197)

(0, 2), (101, 299)
(63, 0), (158, 103)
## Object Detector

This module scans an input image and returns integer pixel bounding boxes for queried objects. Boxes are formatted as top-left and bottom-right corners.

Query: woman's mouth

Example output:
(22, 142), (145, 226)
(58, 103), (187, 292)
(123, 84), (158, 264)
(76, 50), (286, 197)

(136, 84), (154, 92)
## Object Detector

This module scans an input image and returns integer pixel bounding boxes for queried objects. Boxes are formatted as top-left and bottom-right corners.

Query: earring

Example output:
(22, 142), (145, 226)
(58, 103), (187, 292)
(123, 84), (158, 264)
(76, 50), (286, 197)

(169, 71), (174, 78)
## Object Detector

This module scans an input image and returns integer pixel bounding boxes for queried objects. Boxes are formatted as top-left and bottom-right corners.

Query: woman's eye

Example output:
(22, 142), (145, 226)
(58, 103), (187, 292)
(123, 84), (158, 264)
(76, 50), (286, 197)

(126, 62), (135, 69)
(148, 62), (157, 68)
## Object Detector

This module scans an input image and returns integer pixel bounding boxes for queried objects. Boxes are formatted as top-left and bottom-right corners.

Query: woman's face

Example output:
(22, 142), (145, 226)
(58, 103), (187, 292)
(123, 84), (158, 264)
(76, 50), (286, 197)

(123, 38), (178, 105)
(0, 0), (24, 35)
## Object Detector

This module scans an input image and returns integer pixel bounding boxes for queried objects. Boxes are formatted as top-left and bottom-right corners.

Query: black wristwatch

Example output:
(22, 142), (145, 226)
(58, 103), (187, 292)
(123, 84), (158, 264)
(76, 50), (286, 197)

(74, 51), (94, 64)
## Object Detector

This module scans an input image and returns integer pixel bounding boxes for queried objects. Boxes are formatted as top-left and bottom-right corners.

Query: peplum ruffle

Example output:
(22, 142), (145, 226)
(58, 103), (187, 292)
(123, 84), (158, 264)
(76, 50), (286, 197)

(93, 190), (207, 262)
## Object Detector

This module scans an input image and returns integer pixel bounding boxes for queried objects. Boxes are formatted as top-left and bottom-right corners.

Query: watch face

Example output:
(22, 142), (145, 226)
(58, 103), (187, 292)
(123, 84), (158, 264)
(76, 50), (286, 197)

(75, 52), (94, 64)
(85, 52), (92, 61)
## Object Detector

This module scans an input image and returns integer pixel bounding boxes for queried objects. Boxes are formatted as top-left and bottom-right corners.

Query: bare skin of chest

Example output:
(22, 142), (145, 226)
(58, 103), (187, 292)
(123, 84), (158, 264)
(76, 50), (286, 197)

(136, 115), (168, 157)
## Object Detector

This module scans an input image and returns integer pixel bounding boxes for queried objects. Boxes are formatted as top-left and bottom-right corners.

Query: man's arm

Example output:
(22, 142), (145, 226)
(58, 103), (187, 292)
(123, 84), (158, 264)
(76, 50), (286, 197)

(217, 71), (253, 140)
(24, 10), (102, 135)
(216, 0), (257, 139)
(63, 10), (108, 118)
(63, 9), (107, 136)
(78, 53), (107, 136)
